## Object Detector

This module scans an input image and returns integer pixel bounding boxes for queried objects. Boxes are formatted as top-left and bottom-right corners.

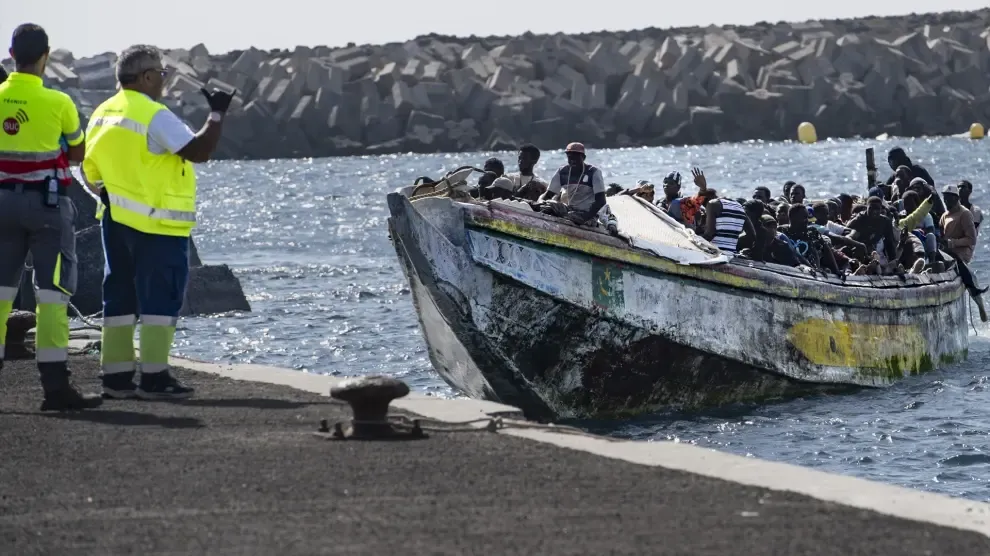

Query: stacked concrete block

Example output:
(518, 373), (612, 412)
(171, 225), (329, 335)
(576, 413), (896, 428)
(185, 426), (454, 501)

(13, 7), (990, 156)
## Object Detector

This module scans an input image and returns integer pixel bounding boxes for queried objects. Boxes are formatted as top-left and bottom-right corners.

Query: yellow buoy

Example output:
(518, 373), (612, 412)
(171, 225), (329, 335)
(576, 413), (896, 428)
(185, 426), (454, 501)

(970, 123), (985, 140)
(797, 122), (817, 144)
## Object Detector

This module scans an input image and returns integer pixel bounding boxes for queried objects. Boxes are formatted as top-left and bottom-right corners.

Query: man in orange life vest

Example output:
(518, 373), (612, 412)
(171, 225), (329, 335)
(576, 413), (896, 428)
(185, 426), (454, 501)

(0, 23), (103, 410)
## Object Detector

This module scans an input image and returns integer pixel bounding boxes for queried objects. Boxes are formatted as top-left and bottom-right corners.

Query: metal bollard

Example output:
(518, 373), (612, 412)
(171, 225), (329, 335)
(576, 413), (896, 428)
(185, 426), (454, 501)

(328, 376), (411, 439)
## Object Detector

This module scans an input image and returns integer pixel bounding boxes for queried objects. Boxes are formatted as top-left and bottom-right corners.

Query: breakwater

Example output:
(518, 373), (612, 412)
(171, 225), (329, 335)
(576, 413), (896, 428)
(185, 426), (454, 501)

(3, 9), (990, 159)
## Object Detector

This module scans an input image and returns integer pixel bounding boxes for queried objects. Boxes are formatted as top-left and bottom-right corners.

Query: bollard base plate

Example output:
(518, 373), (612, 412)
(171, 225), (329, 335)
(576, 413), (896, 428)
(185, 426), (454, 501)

(313, 419), (428, 441)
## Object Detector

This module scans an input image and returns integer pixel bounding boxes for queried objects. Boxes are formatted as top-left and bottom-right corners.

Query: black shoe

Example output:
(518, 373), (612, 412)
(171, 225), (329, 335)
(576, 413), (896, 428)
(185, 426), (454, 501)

(137, 371), (194, 400)
(102, 374), (138, 399)
(41, 384), (104, 411)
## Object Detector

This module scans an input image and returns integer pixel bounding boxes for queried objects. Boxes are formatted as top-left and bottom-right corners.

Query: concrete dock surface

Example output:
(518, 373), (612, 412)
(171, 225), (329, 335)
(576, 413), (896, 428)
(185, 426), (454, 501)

(2, 355), (989, 555)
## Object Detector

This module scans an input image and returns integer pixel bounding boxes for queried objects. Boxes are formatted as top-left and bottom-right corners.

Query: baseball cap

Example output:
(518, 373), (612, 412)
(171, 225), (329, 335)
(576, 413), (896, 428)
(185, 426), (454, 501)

(943, 184), (960, 196)
(565, 142), (585, 154)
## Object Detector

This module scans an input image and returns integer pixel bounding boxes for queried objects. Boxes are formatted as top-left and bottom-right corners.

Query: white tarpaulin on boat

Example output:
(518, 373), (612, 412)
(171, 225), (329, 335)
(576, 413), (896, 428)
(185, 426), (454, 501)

(605, 195), (729, 266)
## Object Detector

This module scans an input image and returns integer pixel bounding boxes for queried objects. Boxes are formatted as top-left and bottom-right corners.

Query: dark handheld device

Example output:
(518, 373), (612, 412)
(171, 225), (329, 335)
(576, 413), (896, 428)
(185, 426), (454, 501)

(43, 176), (59, 208)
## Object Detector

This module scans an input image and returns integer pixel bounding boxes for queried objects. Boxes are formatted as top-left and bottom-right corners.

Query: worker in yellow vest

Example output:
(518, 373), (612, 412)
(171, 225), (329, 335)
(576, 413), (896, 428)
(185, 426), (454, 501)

(81, 45), (235, 399)
(0, 24), (102, 410)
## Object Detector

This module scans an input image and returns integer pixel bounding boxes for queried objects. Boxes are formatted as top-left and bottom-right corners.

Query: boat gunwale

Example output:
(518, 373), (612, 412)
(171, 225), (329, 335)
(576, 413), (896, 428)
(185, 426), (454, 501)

(451, 200), (964, 311)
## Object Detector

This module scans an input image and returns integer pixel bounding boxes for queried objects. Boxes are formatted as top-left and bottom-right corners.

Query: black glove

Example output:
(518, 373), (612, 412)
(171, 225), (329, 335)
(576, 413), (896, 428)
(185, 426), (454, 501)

(200, 87), (237, 113)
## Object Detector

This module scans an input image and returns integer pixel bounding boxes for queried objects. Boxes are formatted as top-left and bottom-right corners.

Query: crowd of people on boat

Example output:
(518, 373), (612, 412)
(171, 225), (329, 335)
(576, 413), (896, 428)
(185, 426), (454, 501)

(469, 142), (982, 282)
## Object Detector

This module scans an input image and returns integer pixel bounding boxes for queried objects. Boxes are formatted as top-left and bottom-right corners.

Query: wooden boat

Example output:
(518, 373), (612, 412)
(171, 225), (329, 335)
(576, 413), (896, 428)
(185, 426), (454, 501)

(386, 167), (970, 420)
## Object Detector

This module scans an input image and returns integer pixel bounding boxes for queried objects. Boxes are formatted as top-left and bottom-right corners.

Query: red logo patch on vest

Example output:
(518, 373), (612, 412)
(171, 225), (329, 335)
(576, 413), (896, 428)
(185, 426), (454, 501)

(2, 117), (18, 135)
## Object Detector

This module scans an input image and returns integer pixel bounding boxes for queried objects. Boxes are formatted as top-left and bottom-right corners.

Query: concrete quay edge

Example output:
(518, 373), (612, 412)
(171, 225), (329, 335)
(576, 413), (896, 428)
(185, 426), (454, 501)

(166, 353), (990, 538)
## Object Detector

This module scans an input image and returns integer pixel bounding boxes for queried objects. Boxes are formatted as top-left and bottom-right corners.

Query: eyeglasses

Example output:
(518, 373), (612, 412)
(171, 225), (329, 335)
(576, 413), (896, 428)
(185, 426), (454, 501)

(143, 67), (169, 78)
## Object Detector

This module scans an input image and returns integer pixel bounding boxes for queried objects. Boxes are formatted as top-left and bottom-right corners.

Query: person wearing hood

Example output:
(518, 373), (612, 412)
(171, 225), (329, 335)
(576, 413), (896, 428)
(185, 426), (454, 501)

(885, 147), (934, 188)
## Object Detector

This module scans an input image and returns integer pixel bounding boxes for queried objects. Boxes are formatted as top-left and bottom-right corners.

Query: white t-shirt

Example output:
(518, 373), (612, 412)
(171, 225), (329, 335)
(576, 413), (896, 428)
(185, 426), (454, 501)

(147, 109), (196, 155)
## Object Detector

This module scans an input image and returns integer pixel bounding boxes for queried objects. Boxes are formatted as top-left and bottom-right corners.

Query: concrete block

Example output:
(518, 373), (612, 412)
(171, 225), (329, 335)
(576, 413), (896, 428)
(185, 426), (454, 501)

(461, 44), (487, 62)
(589, 83), (607, 110)
(666, 47), (701, 80)
(724, 59), (755, 90)
(401, 59), (422, 83)
(462, 85), (497, 122)
(488, 65), (517, 92)
(542, 74), (571, 98)
(230, 48), (265, 75)
(656, 37), (683, 68)
(336, 56), (371, 80)
(421, 61), (444, 81)
(374, 62), (401, 96)
(328, 104), (363, 142)
(46, 62), (78, 86)
(166, 73), (205, 98)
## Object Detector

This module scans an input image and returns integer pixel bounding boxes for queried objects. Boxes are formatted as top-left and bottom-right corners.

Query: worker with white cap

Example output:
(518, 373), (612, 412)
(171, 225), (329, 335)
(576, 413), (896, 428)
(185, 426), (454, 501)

(536, 142), (606, 224)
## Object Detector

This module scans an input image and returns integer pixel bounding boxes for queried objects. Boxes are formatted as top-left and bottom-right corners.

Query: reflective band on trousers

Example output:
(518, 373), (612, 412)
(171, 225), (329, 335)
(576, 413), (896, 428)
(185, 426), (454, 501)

(141, 315), (179, 326)
(37, 347), (68, 362)
(88, 115), (148, 136)
(107, 192), (196, 223)
(102, 361), (136, 373)
(36, 289), (70, 304)
(104, 314), (137, 327)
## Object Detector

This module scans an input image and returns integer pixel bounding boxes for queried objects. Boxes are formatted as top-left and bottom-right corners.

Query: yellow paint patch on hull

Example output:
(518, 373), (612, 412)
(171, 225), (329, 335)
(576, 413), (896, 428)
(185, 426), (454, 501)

(787, 318), (929, 376)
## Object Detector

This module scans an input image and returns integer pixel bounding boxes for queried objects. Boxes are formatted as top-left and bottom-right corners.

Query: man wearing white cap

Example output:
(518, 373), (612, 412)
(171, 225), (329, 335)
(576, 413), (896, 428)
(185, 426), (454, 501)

(537, 142), (606, 224)
(940, 183), (986, 321)
(940, 184), (977, 263)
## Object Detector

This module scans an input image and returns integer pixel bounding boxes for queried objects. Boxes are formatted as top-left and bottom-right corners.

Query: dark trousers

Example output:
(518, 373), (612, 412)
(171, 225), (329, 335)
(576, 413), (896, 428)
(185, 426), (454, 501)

(101, 212), (189, 320)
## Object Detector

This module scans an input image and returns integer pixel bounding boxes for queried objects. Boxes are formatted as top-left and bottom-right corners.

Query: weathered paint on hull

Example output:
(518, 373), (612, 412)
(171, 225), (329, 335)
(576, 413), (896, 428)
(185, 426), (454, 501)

(387, 194), (970, 420)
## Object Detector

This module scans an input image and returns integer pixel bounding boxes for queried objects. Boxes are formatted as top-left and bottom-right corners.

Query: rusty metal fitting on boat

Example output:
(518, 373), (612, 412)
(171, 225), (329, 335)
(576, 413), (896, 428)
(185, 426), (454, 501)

(325, 376), (416, 440)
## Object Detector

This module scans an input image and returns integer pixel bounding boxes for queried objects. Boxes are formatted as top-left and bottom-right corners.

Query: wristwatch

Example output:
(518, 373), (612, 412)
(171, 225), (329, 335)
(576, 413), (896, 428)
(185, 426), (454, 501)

(208, 111), (223, 122)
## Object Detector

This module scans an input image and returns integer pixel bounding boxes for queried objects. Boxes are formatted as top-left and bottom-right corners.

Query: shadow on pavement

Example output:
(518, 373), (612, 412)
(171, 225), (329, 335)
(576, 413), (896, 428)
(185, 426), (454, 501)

(166, 398), (335, 410)
(2, 409), (206, 429)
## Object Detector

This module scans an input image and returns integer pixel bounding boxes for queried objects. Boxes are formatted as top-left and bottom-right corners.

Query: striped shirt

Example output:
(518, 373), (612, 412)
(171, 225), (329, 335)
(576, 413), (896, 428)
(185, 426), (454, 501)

(711, 198), (747, 255)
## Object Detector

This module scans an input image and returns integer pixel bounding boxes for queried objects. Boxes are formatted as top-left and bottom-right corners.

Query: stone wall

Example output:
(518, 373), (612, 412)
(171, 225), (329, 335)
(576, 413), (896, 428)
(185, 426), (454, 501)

(4, 9), (990, 157)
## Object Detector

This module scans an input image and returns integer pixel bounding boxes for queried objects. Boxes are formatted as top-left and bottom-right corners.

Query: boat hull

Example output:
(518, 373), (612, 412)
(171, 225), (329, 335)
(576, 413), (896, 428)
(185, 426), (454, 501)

(388, 193), (970, 420)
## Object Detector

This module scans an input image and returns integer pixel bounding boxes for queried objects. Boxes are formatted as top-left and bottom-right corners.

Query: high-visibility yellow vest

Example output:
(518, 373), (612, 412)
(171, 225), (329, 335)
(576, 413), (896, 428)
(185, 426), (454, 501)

(0, 72), (82, 185)
(83, 89), (196, 237)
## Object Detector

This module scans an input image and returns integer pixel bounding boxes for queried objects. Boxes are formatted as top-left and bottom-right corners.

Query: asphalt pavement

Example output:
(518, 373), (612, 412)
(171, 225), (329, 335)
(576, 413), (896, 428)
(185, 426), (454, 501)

(1, 355), (987, 555)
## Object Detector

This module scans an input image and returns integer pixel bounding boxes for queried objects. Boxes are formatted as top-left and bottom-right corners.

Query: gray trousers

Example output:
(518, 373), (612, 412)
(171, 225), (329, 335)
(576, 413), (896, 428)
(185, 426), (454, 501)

(0, 187), (78, 372)
(0, 188), (78, 296)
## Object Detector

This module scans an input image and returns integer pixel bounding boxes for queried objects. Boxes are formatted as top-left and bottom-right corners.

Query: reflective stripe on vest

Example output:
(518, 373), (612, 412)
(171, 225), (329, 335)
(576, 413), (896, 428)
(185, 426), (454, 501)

(84, 90), (197, 237)
(106, 191), (196, 223)
(0, 73), (77, 185)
